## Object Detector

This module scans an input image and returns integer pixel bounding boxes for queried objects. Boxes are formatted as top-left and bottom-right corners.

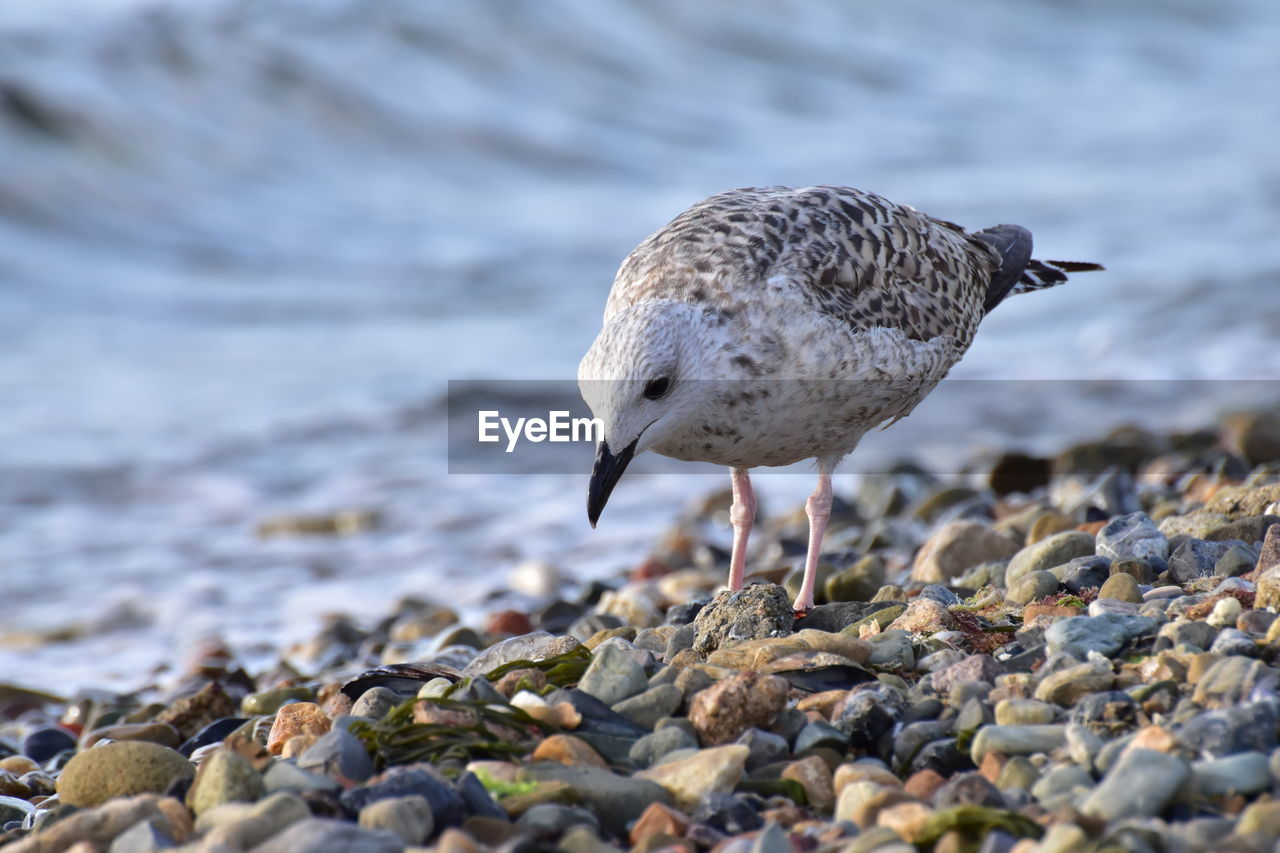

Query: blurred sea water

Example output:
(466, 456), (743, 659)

(1, 0), (1278, 691)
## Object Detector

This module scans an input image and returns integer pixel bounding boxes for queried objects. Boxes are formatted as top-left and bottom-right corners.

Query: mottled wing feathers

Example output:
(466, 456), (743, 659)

(607, 186), (999, 345)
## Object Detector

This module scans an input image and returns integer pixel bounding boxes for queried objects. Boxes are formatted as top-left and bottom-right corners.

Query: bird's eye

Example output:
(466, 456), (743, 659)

(643, 376), (672, 400)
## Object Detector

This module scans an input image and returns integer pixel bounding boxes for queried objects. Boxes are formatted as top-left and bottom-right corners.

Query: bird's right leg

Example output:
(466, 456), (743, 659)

(793, 471), (833, 615)
(727, 467), (755, 591)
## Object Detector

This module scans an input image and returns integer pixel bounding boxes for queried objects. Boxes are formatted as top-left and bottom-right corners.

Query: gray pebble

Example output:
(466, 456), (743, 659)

(251, 818), (405, 853)
(628, 726), (697, 768)
(349, 687), (399, 721)
(297, 728), (374, 784)
(1045, 613), (1155, 659)
(578, 642), (648, 706)
(1189, 752), (1272, 799)
(1167, 539), (1234, 584)
(1007, 570), (1059, 605)
(611, 683), (682, 730)
(1080, 748), (1189, 822)
(970, 725), (1066, 763)
(1031, 764), (1093, 810)
(358, 795), (433, 846)
(1096, 512), (1169, 561)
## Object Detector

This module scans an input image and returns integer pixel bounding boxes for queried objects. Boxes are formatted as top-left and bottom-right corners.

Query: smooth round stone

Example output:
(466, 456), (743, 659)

(349, 688), (399, 722)
(241, 688), (314, 716)
(1192, 656), (1273, 709)
(953, 698), (992, 733)
(82, 722), (181, 750)
(358, 795), (433, 846)
(1097, 572), (1143, 603)
(996, 756), (1040, 792)
(1044, 614), (1155, 659)
(994, 699), (1056, 727)
(1143, 585), (1184, 601)
(1214, 575), (1256, 594)
(578, 643), (648, 706)
(1239, 609), (1276, 636)
(1181, 703), (1279, 759)
(628, 727), (697, 769)
(612, 684), (683, 731)
(1209, 627), (1257, 657)
(795, 720), (849, 755)
(948, 681), (991, 709)
(825, 555), (886, 602)
(417, 678), (452, 699)
(1080, 748), (1190, 822)
(435, 626), (485, 650)
(461, 632), (583, 679)
(1007, 570), (1059, 605)
(1005, 532), (1095, 586)
(507, 560), (563, 599)
(246, 817), (405, 853)
(864, 632), (914, 670)
(970, 725), (1066, 763)
(1216, 545), (1258, 578)
(735, 728), (790, 771)
(1028, 511), (1075, 545)
(632, 627), (675, 655)
(297, 729), (375, 784)
(1086, 598), (1140, 617)
(1065, 723), (1102, 768)
(20, 727), (76, 764)
(187, 748), (267, 816)
(1189, 752), (1272, 799)
(516, 803), (600, 840)
(1060, 556), (1111, 593)
(56, 741), (195, 808)
(1030, 764), (1094, 810)
(1034, 660), (1115, 706)
(1237, 799), (1280, 839)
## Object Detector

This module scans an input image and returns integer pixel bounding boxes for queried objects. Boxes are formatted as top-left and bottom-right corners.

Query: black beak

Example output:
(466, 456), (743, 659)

(587, 439), (636, 528)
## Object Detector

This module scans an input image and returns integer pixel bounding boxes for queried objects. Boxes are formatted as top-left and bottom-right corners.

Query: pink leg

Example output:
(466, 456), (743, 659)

(794, 471), (833, 614)
(727, 467), (755, 591)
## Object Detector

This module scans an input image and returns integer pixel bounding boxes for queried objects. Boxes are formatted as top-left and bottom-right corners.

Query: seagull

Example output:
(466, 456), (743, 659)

(578, 186), (1101, 613)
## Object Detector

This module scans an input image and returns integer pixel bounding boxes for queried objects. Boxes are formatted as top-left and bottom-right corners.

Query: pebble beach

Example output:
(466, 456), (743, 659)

(4, 3), (1280, 851)
(3, 406), (1280, 852)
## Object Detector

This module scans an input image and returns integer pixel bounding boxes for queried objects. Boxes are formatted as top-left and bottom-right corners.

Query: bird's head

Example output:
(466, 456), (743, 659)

(577, 300), (708, 527)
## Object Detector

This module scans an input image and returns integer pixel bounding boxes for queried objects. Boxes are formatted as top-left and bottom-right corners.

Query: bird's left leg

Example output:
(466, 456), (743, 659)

(794, 470), (833, 615)
(727, 467), (755, 591)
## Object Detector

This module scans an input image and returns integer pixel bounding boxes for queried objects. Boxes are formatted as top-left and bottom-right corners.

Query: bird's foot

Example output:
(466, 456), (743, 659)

(792, 605), (813, 620)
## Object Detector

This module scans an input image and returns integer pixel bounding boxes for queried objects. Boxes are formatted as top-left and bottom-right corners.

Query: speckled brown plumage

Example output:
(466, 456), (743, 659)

(606, 185), (1001, 347)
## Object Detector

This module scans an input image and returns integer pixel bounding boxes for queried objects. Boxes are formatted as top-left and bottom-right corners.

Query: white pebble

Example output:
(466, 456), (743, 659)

(1207, 596), (1243, 628)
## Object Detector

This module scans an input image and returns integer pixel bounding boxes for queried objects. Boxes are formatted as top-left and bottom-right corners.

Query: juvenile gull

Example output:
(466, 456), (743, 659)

(578, 186), (1101, 613)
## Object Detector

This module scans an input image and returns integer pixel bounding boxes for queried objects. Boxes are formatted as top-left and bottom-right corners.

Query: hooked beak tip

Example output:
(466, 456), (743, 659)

(586, 438), (636, 528)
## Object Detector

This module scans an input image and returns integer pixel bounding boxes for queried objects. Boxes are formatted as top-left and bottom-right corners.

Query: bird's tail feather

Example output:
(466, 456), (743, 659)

(975, 223), (1104, 312)
(1009, 258), (1106, 298)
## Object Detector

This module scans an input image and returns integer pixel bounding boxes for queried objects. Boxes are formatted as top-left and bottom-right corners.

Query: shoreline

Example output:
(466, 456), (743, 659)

(1, 407), (1279, 850)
